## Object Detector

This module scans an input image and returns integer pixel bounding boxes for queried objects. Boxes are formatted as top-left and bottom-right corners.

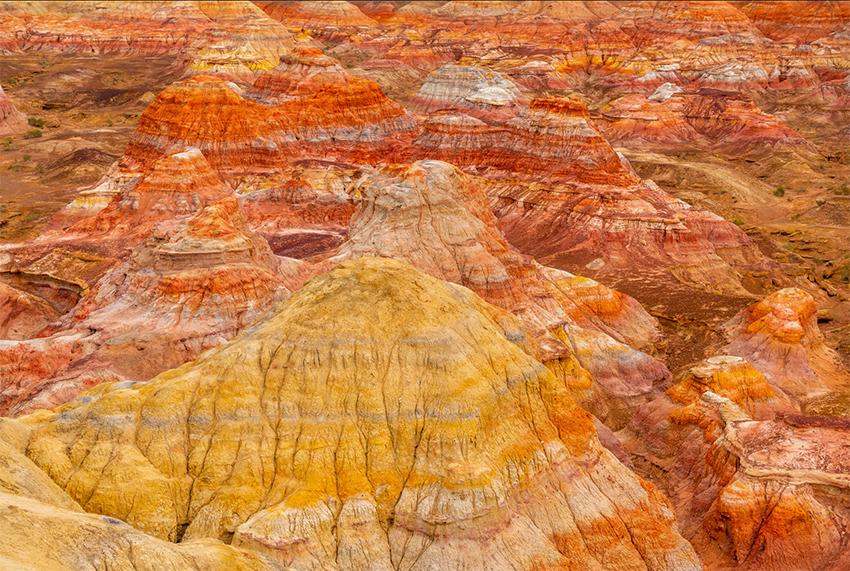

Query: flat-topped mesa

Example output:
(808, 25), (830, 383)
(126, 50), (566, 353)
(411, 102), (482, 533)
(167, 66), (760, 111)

(255, 0), (378, 30)
(0, 197), (303, 417)
(245, 45), (352, 103)
(0, 84), (26, 136)
(408, 64), (528, 125)
(122, 74), (418, 178)
(24, 257), (701, 571)
(736, 1), (850, 43)
(330, 160), (669, 429)
(413, 95), (639, 186)
(75, 147), (233, 240)
(723, 288), (850, 408)
(182, 1), (295, 86)
(619, 363), (850, 571)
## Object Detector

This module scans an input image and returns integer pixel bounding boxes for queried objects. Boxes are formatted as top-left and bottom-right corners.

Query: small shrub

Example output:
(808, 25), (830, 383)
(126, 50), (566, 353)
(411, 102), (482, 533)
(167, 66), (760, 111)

(0, 137), (17, 152)
(106, 119), (113, 126)
(27, 117), (44, 128)
(791, 213), (801, 221)
(732, 218), (744, 226)
(9, 162), (23, 172)
(22, 154), (30, 162)
(36, 165), (44, 175)
(835, 184), (850, 196)
(773, 186), (785, 197)
(7, 78), (17, 87)
(23, 213), (41, 222)
(23, 129), (42, 139)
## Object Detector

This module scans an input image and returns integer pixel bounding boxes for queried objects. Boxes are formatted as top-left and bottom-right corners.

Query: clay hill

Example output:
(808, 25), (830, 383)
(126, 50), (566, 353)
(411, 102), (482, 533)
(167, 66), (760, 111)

(16, 257), (702, 571)
(0, 2), (849, 571)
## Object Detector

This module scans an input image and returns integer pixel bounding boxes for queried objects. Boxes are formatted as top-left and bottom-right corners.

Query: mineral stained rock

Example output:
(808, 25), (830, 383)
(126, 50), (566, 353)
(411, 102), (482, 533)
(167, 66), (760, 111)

(24, 257), (702, 571)
(723, 288), (850, 408)
(331, 160), (670, 429)
(408, 64), (528, 124)
(0, 195), (304, 417)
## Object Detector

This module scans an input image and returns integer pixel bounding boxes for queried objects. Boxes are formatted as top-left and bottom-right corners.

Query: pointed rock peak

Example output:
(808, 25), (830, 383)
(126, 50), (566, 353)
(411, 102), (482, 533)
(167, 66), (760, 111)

(247, 44), (351, 101)
(731, 287), (819, 344)
(667, 355), (781, 409)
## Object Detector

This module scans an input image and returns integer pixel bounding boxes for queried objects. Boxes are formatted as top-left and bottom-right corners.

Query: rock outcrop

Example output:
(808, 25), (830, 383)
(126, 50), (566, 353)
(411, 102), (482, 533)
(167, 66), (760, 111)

(23, 257), (702, 571)
(0, 197), (303, 417)
(256, 0), (378, 30)
(736, 1), (850, 43)
(245, 45), (352, 102)
(408, 64), (528, 124)
(0, 83), (26, 136)
(619, 354), (850, 571)
(329, 160), (669, 429)
(723, 288), (850, 408)
(121, 74), (418, 179)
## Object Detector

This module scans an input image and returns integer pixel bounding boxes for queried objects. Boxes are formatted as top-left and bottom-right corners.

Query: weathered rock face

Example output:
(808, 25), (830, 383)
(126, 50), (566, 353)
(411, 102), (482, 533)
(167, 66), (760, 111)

(245, 45), (352, 102)
(256, 0), (378, 30)
(0, 282), (59, 341)
(72, 147), (233, 241)
(183, 0), (295, 85)
(330, 160), (669, 429)
(121, 74), (418, 178)
(723, 288), (850, 408)
(0, 197), (302, 417)
(596, 93), (704, 147)
(414, 96), (638, 186)
(0, 83), (26, 136)
(22, 257), (702, 571)
(736, 1), (850, 43)
(408, 64), (528, 124)
(620, 355), (850, 571)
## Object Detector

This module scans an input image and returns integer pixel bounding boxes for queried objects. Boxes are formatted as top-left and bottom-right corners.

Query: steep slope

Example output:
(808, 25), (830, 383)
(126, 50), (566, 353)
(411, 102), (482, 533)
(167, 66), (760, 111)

(25, 257), (702, 571)
(331, 160), (670, 429)
(723, 288), (850, 408)
(0, 197), (303, 416)
(0, 83), (26, 136)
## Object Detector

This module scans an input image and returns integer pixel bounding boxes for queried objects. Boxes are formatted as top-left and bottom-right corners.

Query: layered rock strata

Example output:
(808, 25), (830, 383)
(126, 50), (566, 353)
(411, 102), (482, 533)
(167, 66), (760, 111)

(24, 257), (702, 571)
(0, 83), (26, 136)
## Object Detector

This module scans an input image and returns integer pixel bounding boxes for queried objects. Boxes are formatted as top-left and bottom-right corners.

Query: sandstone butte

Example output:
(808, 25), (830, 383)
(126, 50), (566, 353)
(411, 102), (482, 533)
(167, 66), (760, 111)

(0, 83), (26, 136)
(326, 160), (670, 430)
(407, 64), (528, 125)
(0, 194), (306, 417)
(618, 355), (850, 571)
(734, 1), (850, 43)
(723, 287), (850, 409)
(13, 257), (703, 571)
(120, 74), (419, 179)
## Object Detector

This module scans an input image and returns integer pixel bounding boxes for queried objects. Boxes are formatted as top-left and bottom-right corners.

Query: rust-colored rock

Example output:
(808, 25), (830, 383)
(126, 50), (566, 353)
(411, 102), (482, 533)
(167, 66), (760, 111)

(723, 288), (850, 407)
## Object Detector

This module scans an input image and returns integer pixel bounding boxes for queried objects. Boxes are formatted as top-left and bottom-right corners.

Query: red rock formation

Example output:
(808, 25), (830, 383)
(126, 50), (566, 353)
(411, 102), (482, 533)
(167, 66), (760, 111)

(620, 356), (850, 570)
(596, 93), (703, 147)
(0, 282), (59, 341)
(408, 64), (528, 124)
(328, 160), (669, 429)
(245, 45), (351, 102)
(255, 0), (378, 30)
(122, 74), (418, 178)
(0, 197), (303, 417)
(723, 288), (850, 407)
(73, 147), (233, 241)
(0, 83), (26, 136)
(414, 96), (638, 185)
(735, 1), (850, 44)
